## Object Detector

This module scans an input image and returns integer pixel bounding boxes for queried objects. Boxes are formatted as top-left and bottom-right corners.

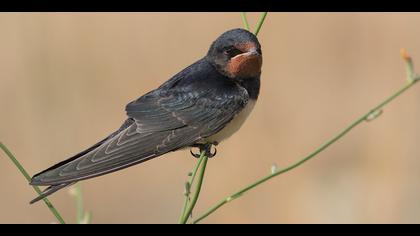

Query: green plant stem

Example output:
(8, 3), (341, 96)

(254, 12), (268, 36)
(241, 12), (250, 31)
(70, 184), (91, 224)
(179, 154), (205, 221)
(179, 151), (209, 224)
(193, 77), (420, 224)
(178, 11), (269, 224)
(0, 142), (66, 224)
(76, 186), (85, 223)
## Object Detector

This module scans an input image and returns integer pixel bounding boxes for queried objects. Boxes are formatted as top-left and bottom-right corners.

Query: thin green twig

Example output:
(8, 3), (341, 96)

(69, 184), (91, 224)
(179, 151), (209, 224)
(0, 142), (66, 224)
(241, 12), (250, 31)
(179, 154), (205, 221)
(193, 51), (420, 224)
(254, 12), (268, 36)
(402, 48), (416, 81)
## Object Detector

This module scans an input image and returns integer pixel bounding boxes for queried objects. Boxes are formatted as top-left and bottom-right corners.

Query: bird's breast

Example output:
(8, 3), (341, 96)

(205, 99), (256, 143)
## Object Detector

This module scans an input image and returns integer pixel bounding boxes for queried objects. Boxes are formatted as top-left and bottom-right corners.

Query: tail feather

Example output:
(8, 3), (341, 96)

(29, 182), (75, 204)
(29, 119), (135, 204)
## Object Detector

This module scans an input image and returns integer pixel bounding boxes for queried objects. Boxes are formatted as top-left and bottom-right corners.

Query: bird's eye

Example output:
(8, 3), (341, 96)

(224, 47), (242, 58)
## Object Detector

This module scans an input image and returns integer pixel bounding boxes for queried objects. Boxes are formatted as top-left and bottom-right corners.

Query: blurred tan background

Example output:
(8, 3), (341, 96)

(2, 13), (420, 224)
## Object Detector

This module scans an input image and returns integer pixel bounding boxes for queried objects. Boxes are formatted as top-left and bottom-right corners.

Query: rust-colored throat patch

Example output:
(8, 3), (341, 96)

(226, 52), (262, 78)
(225, 42), (262, 78)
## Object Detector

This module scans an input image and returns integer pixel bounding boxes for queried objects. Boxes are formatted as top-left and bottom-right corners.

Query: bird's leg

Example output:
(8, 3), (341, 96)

(190, 142), (218, 159)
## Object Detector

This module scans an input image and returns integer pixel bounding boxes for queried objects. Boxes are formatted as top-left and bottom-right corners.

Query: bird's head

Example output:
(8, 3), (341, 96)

(206, 28), (262, 80)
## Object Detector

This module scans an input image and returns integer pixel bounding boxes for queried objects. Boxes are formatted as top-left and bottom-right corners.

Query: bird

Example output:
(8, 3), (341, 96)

(29, 28), (263, 204)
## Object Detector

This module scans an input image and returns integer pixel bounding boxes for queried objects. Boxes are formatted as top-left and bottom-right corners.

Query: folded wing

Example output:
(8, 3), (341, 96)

(31, 81), (248, 186)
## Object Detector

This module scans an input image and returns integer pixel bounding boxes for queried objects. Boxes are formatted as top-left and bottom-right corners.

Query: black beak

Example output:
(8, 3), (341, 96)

(248, 48), (261, 56)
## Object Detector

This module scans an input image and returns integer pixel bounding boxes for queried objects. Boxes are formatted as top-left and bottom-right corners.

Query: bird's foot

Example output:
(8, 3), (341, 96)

(190, 142), (218, 159)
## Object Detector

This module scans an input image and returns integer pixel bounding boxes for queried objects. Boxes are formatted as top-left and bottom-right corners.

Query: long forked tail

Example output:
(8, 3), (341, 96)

(30, 182), (75, 204)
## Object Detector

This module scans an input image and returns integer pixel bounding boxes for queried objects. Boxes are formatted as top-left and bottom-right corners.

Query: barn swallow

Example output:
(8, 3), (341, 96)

(29, 28), (262, 204)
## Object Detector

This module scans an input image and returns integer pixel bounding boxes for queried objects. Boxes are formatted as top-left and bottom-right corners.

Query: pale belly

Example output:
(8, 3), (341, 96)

(204, 99), (256, 143)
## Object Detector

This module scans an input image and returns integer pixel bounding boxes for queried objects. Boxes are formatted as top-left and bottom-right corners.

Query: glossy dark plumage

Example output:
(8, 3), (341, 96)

(30, 28), (262, 204)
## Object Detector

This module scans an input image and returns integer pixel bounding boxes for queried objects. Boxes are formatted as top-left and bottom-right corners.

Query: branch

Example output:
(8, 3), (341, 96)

(179, 151), (209, 224)
(0, 142), (66, 224)
(178, 152), (206, 222)
(254, 12), (268, 36)
(241, 13), (250, 31)
(193, 49), (420, 224)
(69, 184), (91, 224)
